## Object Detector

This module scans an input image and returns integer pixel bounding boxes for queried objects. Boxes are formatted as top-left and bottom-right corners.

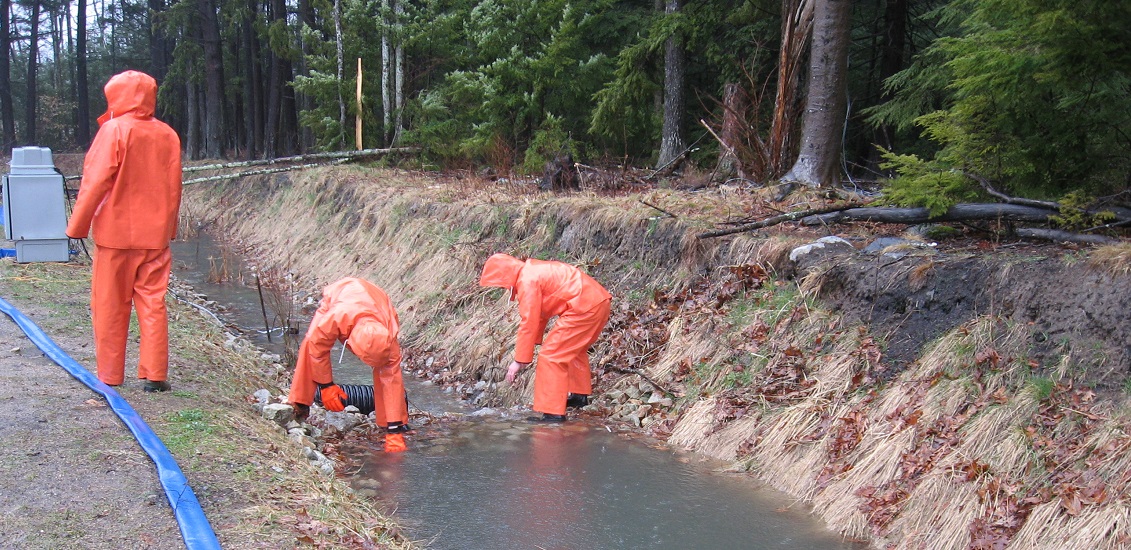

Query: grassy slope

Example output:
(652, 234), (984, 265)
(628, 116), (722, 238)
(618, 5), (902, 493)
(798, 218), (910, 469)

(183, 165), (1131, 549)
(0, 258), (411, 548)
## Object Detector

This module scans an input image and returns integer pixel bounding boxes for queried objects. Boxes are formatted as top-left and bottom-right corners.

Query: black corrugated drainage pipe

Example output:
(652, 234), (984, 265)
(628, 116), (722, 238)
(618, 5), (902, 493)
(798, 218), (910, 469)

(315, 384), (375, 414)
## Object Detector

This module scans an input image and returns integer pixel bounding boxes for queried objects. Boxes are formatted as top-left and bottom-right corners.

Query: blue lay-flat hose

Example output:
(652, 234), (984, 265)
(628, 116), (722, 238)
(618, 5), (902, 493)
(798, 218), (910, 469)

(0, 295), (221, 550)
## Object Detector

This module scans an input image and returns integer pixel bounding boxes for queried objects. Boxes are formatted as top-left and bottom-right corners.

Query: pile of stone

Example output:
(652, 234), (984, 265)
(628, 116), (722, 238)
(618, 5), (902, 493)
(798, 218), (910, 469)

(595, 382), (674, 428)
(252, 388), (370, 475)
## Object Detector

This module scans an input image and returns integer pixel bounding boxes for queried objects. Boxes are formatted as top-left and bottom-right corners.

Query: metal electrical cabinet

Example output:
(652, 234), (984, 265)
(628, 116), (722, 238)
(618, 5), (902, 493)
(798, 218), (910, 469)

(2, 147), (70, 262)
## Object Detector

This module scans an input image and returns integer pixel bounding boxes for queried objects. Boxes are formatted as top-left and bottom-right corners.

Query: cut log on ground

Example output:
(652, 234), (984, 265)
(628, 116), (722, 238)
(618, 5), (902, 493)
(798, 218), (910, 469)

(800, 203), (1056, 226)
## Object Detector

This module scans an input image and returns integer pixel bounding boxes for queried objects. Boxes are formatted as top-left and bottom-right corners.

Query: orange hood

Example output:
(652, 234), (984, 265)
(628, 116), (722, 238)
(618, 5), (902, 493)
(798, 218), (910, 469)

(479, 253), (525, 299)
(346, 318), (394, 368)
(97, 70), (157, 125)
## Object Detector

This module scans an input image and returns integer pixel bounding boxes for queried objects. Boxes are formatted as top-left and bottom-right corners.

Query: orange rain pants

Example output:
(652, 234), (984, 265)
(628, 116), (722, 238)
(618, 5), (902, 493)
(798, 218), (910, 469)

(533, 299), (610, 415)
(287, 278), (409, 428)
(90, 247), (172, 385)
(65, 70), (182, 387)
(479, 254), (612, 415)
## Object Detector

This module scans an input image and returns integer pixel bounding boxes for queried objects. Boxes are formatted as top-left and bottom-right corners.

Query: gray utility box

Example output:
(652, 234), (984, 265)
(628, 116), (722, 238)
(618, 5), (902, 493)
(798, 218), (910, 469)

(2, 146), (70, 262)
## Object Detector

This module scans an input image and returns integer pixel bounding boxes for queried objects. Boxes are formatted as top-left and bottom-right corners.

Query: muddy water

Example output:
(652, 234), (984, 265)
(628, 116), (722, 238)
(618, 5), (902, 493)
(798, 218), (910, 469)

(171, 234), (862, 550)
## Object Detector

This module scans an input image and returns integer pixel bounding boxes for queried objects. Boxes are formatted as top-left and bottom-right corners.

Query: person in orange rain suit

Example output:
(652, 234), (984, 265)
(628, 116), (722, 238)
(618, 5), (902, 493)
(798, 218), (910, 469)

(479, 253), (611, 422)
(287, 277), (410, 452)
(65, 70), (182, 392)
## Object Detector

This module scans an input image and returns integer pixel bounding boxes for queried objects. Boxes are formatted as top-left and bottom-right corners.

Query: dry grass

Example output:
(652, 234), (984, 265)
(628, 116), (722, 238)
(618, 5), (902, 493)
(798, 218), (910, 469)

(180, 165), (1131, 549)
(1088, 242), (1131, 277)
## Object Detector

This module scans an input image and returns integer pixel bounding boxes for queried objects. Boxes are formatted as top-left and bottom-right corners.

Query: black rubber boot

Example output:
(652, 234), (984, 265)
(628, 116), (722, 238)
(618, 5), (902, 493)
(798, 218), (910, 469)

(143, 380), (171, 392)
(526, 413), (567, 423)
(566, 393), (589, 408)
(386, 421), (412, 433)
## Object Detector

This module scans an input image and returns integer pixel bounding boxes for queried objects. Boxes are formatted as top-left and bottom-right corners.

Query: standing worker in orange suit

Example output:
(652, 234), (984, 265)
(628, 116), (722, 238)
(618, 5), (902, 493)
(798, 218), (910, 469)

(479, 253), (611, 422)
(65, 70), (182, 392)
(287, 277), (411, 452)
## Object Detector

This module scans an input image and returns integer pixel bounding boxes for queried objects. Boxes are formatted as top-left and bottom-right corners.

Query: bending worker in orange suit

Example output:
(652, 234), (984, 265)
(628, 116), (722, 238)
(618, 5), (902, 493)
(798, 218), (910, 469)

(65, 70), (182, 392)
(287, 277), (410, 452)
(479, 253), (611, 422)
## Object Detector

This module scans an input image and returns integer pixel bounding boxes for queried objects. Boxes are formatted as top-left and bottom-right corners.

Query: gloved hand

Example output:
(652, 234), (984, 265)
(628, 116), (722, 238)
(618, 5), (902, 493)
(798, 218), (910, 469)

(318, 383), (348, 412)
(385, 432), (406, 453)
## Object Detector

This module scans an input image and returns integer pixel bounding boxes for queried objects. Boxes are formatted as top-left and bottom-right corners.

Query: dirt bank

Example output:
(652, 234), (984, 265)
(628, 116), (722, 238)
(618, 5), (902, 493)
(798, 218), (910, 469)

(180, 164), (1131, 549)
(0, 258), (410, 547)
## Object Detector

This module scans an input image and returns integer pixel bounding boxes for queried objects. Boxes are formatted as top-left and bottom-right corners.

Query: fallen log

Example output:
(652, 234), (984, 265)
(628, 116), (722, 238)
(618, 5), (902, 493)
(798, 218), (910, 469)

(800, 203), (1056, 225)
(697, 202), (865, 238)
(182, 147), (417, 173)
(1013, 228), (1117, 244)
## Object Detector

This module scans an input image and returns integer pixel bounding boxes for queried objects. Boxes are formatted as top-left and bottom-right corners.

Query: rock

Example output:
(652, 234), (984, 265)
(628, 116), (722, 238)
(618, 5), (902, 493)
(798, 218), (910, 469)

(862, 236), (910, 254)
(789, 236), (855, 262)
(470, 408), (498, 417)
(262, 403), (295, 425)
(625, 385), (642, 400)
(321, 411), (364, 434)
(253, 389), (272, 406)
(319, 462), (335, 476)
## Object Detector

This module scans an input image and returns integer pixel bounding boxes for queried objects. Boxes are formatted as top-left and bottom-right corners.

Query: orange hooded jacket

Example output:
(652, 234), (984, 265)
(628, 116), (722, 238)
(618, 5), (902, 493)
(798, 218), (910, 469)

(287, 278), (408, 426)
(479, 254), (611, 363)
(66, 70), (182, 249)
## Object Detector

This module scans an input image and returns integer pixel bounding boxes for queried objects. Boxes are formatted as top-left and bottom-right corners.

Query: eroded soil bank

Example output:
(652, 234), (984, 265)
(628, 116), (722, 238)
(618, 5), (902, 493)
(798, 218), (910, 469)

(183, 165), (1131, 549)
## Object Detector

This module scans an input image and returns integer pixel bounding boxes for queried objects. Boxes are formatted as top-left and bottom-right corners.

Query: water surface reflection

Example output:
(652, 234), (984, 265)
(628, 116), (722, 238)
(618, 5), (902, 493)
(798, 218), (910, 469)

(348, 420), (862, 550)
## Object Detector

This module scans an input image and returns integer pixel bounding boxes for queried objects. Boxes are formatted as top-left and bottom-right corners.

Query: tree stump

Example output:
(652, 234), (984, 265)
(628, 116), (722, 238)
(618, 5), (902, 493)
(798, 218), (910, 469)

(540, 153), (579, 191)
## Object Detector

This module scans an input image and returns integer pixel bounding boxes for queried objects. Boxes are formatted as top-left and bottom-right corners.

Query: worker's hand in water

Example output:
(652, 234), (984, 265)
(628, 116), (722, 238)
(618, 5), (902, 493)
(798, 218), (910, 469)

(320, 384), (348, 412)
(505, 361), (529, 384)
(385, 432), (407, 452)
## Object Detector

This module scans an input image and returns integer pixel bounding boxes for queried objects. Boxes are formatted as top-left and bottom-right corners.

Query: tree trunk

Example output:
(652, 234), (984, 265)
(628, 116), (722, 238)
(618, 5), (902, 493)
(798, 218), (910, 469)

(75, 0), (89, 147)
(241, 1), (261, 159)
(769, 0), (814, 178)
(147, 0), (169, 81)
(715, 82), (748, 181)
(656, 0), (685, 170)
(381, 0), (391, 145)
(198, 0), (225, 158)
(802, 204), (1056, 225)
(24, 0), (40, 144)
(867, 0), (907, 171)
(297, 0), (315, 149)
(393, 0), (404, 145)
(335, 0), (345, 136)
(186, 81), (200, 159)
(264, 0), (287, 158)
(0, 0), (16, 149)
(781, 0), (852, 188)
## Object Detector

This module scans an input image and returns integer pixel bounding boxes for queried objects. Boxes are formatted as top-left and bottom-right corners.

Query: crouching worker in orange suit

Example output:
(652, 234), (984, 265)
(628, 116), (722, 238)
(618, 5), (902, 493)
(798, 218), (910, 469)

(65, 70), (182, 392)
(287, 277), (410, 452)
(479, 253), (611, 422)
